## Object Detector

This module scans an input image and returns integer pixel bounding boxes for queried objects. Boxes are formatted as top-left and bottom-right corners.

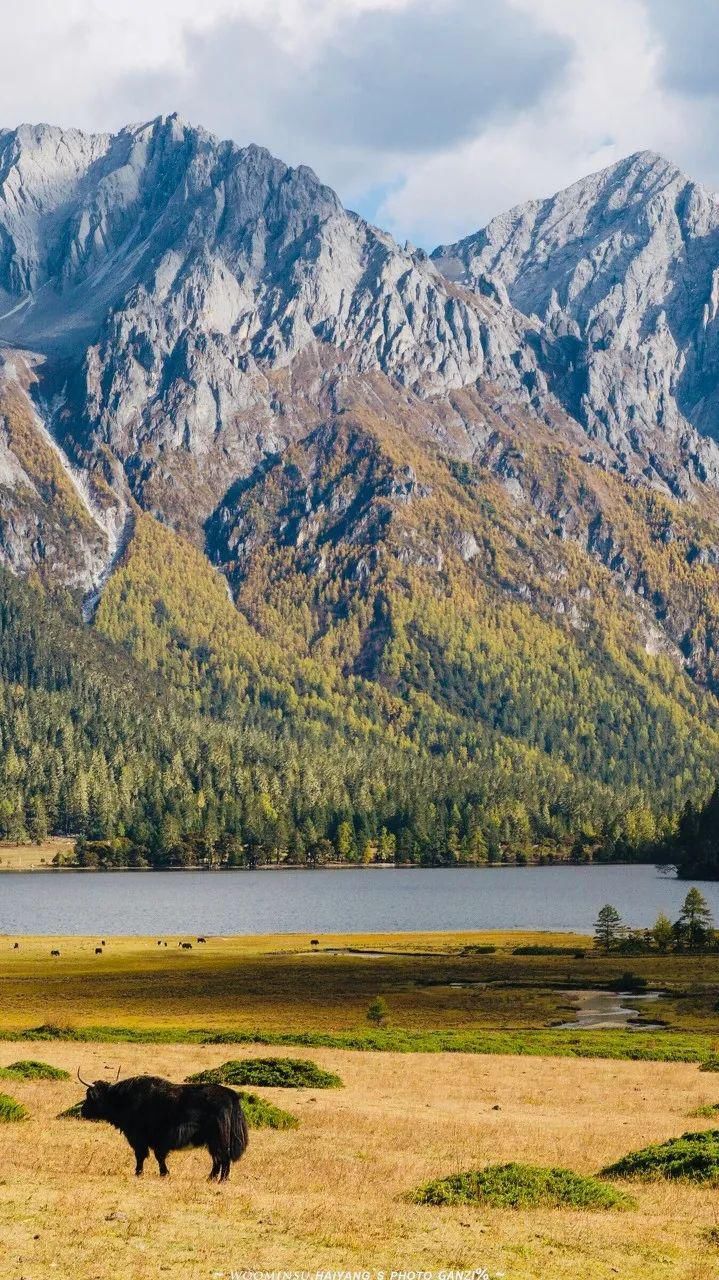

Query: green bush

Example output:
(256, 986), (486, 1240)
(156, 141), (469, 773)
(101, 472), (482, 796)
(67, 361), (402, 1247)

(367, 997), (390, 1027)
(21, 1023), (77, 1040)
(690, 1104), (719, 1118)
(185, 1057), (343, 1089)
(0, 1092), (28, 1122)
(410, 1163), (634, 1210)
(603, 1130), (719, 1181)
(512, 945), (579, 956)
(0, 1059), (70, 1081)
(700, 1055), (719, 1073)
(237, 1091), (298, 1129)
(609, 973), (649, 992)
(57, 1101), (84, 1119)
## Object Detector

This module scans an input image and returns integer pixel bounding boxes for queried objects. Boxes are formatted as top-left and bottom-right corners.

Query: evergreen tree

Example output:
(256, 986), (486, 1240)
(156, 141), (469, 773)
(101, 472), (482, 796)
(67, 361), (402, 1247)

(676, 888), (714, 952)
(594, 904), (623, 953)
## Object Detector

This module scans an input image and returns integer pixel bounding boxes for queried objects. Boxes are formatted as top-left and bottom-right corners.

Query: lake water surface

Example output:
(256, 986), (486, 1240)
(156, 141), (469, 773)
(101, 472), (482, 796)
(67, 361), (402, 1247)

(0, 864), (717, 935)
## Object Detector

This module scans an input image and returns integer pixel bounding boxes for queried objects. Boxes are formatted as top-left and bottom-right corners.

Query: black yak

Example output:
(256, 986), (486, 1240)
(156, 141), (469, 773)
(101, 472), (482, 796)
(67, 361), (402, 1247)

(50, 949), (60, 956)
(78, 1073), (248, 1180)
(95, 948), (103, 955)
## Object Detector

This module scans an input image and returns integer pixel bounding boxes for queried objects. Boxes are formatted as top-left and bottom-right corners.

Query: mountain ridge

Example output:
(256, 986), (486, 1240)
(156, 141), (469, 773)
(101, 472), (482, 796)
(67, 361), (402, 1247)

(0, 119), (719, 861)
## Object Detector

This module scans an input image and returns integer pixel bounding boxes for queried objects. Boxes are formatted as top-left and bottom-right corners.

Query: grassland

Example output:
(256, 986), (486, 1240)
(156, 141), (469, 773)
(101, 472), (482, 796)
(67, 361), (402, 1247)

(3, 1039), (719, 1279)
(2, 930), (719, 1048)
(0, 838), (74, 870)
(1, 931), (719, 1276)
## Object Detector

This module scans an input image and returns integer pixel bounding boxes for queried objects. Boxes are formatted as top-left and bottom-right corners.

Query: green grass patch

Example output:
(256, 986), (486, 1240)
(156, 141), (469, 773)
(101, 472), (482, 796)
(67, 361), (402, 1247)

(0, 1092), (28, 1122)
(0, 1058), (70, 1081)
(689, 1103), (719, 1118)
(1, 1024), (716, 1064)
(603, 1130), (719, 1182)
(410, 1163), (634, 1210)
(700, 1055), (719, 1072)
(186, 1057), (343, 1089)
(236, 1090), (298, 1129)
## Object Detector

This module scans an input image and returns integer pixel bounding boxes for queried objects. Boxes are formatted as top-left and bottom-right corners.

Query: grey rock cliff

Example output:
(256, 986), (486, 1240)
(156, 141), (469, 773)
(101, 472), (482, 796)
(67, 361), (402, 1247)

(433, 151), (719, 495)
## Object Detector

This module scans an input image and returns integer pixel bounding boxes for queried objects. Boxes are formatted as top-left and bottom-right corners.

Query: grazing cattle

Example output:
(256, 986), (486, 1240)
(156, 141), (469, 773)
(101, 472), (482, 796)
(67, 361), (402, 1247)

(157, 940), (163, 946)
(310, 939), (320, 949)
(95, 948), (103, 955)
(51, 949), (60, 956)
(12, 942), (19, 950)
(78, 1073), (248, 1180)
(181, 942), (192, 950)
(197, 937), (207, 944)
(101, 940), (106, 946)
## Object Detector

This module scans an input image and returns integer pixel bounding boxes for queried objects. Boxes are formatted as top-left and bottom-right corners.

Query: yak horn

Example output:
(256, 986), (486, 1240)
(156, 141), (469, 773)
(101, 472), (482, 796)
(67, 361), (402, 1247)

(77, 1067), (92, 1088)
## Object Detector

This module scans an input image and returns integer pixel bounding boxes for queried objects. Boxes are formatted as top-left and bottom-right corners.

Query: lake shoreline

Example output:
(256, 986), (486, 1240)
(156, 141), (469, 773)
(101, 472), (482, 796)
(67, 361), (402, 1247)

(0, 858), (666, 873)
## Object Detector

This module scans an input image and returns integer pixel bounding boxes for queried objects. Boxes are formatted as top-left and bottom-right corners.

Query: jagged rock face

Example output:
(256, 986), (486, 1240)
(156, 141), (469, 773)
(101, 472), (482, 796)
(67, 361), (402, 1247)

(0, 351), (117, 590)
(0, 115), (541, 509)
(433, 151), (719, 495)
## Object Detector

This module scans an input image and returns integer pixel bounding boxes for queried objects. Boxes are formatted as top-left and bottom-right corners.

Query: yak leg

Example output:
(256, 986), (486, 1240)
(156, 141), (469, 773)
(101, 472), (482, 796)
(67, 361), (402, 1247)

(153, 1148), (170, 1177)
(208, 1142), (224, 1180)
(133, 1144), (149, 1176)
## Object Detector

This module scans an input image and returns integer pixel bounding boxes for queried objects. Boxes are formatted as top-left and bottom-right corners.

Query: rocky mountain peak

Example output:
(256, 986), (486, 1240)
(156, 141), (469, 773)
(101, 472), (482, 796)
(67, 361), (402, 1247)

(433, 150), (719, 493)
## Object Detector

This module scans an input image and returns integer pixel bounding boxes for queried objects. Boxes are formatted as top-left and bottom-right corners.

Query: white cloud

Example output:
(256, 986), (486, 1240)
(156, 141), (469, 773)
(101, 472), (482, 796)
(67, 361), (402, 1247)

(0, 0), (717, 248)
(384, 0), (719, 245)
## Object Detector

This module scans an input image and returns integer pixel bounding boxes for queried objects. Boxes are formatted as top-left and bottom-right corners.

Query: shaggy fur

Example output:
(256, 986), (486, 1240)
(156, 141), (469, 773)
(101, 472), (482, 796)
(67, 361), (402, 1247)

(80, 1074), (248, 1180)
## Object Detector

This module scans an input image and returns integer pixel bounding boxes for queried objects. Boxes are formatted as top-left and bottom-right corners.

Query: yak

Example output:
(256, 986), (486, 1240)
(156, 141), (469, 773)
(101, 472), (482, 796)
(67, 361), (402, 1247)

(78, 1073), (248, 1181)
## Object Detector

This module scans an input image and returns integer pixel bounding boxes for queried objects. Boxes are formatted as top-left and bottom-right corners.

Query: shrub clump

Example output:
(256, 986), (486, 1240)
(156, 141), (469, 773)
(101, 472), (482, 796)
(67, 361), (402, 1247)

(700, 1055), (719, 1073)
(603, 1130), (719, 1181)
(236, 1091), (298, 1129)
(0, 1059), (70, 1081)
(410, 1163), (634, 1210)
(0, 1092), (29, 1122)
(512, 945), (579, 956)
(608, 973), (649, 993)
(186, 1057), (342, 1089)
(57, 1101), (84, 1119)
(19, 1023), (78, 1040)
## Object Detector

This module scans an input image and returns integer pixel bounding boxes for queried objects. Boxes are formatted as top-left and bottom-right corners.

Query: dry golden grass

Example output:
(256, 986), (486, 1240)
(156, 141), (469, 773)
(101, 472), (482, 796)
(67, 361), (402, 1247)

(0, 838), (74, 870)
(1, 1040), (717, 1279)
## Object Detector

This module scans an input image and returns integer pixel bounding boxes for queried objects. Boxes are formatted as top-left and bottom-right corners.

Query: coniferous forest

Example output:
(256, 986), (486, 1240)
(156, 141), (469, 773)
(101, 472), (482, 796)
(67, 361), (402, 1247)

(3, 487), (719, 872)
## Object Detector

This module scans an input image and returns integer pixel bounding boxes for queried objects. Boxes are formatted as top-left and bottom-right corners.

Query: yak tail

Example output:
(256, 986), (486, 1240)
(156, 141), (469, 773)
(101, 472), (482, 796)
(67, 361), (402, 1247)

(230, 1094), (249, 1163)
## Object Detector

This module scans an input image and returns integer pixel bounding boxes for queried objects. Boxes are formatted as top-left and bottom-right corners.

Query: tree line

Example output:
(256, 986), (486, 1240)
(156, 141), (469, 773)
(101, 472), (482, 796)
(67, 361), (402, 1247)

(594, 889), (716, 954)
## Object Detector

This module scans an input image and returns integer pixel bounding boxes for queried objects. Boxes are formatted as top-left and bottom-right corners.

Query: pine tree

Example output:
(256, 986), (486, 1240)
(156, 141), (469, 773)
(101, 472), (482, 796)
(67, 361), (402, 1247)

(677, 888), (714, 952)
(594, 904), (623, 952)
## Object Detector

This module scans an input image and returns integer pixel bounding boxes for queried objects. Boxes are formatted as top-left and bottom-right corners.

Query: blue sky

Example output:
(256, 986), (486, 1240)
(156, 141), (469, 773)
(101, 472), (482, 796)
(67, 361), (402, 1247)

(3, 0), (719, 247)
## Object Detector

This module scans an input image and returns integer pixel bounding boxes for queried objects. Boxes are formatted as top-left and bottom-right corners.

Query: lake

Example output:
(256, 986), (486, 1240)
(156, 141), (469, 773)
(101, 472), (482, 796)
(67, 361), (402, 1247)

(0, 864), (717, 936)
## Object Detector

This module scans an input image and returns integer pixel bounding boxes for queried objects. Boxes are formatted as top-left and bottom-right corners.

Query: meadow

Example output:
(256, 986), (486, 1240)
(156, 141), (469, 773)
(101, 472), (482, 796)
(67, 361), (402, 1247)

(1, 930), (719, 1045)
(3, 1039), (719, 1279)
(0, 838), (74, 870)
(2, 931), (719, 1278)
